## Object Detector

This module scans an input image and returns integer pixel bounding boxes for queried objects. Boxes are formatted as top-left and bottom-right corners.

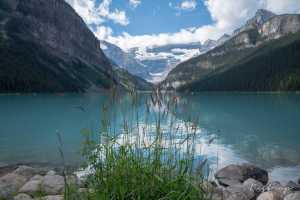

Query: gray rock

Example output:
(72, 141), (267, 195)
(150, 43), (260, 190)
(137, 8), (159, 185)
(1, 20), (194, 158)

(257, 191), (282, 200)
(46, 171), (56, 176)
(0, 173), (28, 199)
(13, 166), (38, 180)
(266, 182), (293, 198)
(298, 178), (300, 185)
(215, 164), (268, 187)
(286, 181), (300, 191)
(19, 179), (42, 196)
(14, 193), (34, 200)
(30, 175), (44, 182)
(243, 178), (264, 195)
(41, 175), (64, 195)
(41, 195), (64, 200)
(284, 192), (300, 200)
(260, 15), (300, 40)
(210, 187), (225, 200)
(223, 184), (256, 200)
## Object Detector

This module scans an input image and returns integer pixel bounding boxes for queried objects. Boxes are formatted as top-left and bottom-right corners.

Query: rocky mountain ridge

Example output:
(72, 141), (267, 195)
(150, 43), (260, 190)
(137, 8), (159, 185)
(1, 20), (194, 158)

(162, 10), (300, 91)
(102, 37), (231, 83)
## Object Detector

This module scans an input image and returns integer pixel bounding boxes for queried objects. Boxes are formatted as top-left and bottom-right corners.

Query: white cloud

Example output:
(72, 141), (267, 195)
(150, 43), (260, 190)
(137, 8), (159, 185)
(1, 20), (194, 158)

(94, 26), (113, 40)
(65, 0), (104, 25)
(129, 0), (141, 8)
(179, 0), (197, 10)
(66, 0), (300, 50)
(264, 0), (300, 14)
(104, 0), (300, 50)
(65, 0), (129, 26)
(98, 0), (129, 25)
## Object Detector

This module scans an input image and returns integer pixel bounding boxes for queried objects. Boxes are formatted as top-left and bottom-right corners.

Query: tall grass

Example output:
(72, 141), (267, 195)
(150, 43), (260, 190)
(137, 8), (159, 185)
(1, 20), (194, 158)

(67, 89), (209, 200)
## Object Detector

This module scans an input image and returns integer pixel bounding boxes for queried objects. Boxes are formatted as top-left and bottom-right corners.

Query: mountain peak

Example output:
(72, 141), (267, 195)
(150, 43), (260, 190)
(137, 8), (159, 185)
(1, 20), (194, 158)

(255, 9), (275, 17)
(249, 9), (276, 27)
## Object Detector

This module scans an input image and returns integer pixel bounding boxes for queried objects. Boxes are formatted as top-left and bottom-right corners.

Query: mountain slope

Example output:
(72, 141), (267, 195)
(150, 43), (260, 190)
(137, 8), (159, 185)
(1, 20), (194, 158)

(162, 12), (300, 91)
(0, 0), (117, 92)
(101, 40), (151, 81)
(0, 0), (150, 92)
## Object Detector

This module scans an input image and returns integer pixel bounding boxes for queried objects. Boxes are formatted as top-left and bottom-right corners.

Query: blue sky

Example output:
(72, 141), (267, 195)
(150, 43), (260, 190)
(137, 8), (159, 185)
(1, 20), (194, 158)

(66, 0), (300, 50)
(102, 0), (212, 35)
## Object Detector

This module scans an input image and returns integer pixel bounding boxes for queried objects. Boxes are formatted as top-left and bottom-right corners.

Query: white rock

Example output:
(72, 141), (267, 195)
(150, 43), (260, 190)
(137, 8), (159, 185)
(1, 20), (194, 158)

(257, 191), (282, 200)
(14, 193), (34, 200)
(41, 175), (64, 195)
(46, 171), (56, 176)
(0, 173), (28, 199)
(284, 192), (300, 200)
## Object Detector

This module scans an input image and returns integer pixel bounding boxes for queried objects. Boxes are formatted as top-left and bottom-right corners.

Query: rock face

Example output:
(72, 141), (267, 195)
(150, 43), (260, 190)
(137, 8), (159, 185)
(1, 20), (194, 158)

(101, 40), (150, 80)
(0, 0), (118, 92)
(215, 164), (269, 186)
(260, 15), (300, 40)
(162, 10), (300, 92)
(234, 9), (276, 35)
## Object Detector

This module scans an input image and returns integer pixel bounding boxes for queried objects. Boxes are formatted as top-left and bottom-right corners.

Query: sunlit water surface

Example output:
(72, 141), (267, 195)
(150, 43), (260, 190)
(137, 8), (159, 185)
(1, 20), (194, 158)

(0, 93), (299, 183)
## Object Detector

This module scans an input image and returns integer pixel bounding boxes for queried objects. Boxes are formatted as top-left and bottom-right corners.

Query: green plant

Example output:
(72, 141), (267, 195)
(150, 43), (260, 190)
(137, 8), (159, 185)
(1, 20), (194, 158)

(70, 90), (209, 200)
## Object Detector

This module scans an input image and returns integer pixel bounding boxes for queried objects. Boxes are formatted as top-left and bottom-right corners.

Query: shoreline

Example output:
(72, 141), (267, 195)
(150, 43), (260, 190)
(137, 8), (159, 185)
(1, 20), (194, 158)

(1, 164), (299, 200)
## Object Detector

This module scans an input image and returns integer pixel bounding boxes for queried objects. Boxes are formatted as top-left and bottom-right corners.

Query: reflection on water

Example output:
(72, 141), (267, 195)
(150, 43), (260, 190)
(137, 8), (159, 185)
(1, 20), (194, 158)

(0, 92), (299, 183)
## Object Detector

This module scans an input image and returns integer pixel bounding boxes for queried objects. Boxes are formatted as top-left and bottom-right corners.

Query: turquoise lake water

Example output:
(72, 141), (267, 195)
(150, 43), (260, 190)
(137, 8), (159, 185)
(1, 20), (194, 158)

(0, 93), (299, 183)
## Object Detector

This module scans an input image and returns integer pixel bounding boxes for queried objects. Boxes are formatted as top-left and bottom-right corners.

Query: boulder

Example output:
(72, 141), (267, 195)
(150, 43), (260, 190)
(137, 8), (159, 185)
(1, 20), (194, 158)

(284, 192), (300, 200)
(215, 164), (268, 187)
(46, 171), (56, 176)
(13, 193), (34, 200)
(286, 181), (300, 191)
(41, 174), (64, 195)
(257, 191), (282, 200)
(30, 175), (44, 181)
(41, 195), (64, 200)
(13, 166), (38, 180)
(266, 182), (293, 198)
(210, 187), (225, 200)
(0, 173), (28, 199)
(223, 183), (257, 200)
(19, 174), (45, 195)
(19, 180), (42, 196)
(243, 178), (264, 195)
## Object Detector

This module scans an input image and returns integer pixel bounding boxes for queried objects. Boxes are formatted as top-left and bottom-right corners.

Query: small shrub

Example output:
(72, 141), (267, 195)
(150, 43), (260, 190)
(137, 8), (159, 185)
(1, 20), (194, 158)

(68, 90), (209, 200)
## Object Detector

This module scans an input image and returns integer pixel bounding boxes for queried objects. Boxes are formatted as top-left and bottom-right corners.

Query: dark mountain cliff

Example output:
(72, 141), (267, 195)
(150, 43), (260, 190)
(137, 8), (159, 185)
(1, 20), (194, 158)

(0, 0), (145, 92)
